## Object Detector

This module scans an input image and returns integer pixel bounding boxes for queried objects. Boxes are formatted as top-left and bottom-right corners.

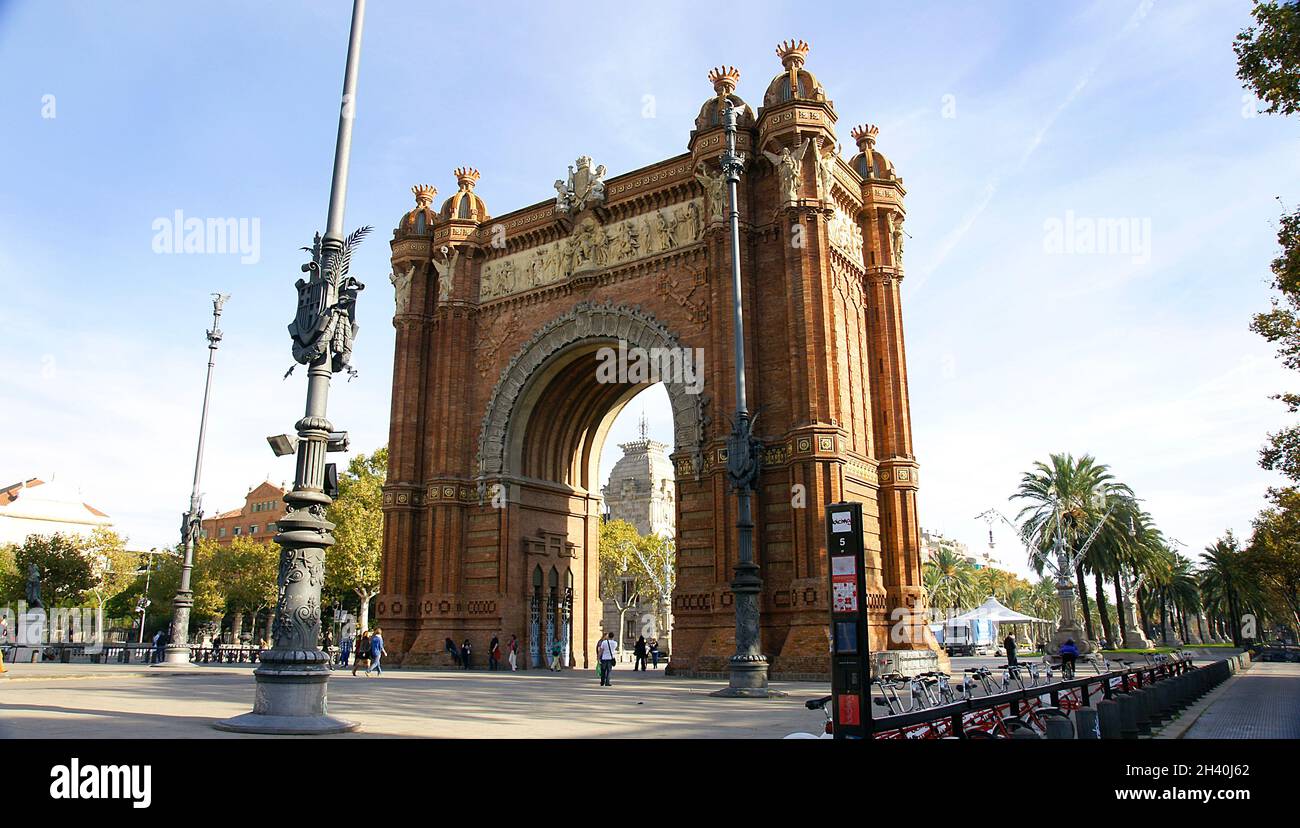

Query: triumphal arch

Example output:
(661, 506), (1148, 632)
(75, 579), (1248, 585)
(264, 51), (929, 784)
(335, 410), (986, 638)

(378, 41), (938, 675)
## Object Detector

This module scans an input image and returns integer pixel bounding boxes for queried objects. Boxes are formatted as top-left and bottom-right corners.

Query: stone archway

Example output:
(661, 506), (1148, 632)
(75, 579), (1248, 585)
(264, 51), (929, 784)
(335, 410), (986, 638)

(477, 301), (706, 481)
(376, 42), (940, 676)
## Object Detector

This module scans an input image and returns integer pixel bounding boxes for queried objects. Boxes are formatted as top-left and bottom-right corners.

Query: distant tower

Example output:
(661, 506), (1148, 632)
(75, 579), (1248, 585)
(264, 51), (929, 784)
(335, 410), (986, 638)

(602, 415), (675, 538)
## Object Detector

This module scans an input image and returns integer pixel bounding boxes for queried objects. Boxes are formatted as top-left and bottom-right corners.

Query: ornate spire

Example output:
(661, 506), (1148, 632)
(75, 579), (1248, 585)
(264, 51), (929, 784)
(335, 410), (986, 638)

(412, 184), (437, 207)
(851, 124), (879, 152)
(454, 167), (481, 190)
(775, 38), (810, 71)
(708, 65), (741, 97)
(639, 409), (648, 440)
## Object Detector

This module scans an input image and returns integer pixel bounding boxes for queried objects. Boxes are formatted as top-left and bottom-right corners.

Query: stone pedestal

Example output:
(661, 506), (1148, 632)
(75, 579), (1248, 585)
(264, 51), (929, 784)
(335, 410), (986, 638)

(1050, 577), (1092, 654)
(1120, 598), (1151, 649)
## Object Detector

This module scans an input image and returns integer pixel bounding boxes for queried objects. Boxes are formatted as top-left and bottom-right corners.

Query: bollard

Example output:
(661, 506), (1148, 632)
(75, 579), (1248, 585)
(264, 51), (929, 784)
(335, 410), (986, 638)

(1076, 707), (1101, 740)
(1134, 688), (1155, 733)
(1045, 717), (1074, 739)
(1118, 693), (1140, 739)
(1097, 699), (1122, 739)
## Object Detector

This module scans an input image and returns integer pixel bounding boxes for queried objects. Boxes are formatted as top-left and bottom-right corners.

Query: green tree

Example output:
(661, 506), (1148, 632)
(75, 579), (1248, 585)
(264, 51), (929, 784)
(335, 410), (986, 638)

(13, 533), (95, 606)
(922, 546), (976, 613)
(84, 528), (137, 624)
(1200, 535), (1249, 646)
(597, 518), (673, 636)
(209, 537), (278, 641)
(1245, 490), (1300, 633)
(1237, 3), (1300, 483)
(1013, 453), (1127, 644)
(0, 542), (17, 603)
(325, 447), (387, 632)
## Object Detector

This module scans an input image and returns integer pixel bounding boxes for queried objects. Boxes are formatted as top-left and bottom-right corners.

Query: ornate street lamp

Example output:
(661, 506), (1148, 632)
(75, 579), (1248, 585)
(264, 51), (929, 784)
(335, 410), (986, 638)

(159, 294), (227, 666)
(711, 102), (774, 697)
(217, 0), (369, 733)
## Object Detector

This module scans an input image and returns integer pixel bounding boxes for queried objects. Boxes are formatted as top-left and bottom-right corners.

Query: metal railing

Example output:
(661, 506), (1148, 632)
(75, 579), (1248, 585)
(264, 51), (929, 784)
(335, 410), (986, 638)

(870, 657), (1195, 739)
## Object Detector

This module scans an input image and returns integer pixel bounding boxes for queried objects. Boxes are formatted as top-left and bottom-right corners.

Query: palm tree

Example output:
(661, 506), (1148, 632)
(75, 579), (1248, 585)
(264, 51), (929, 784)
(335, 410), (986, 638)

(1168, 553), (1201, 642)
(923, 547), (977, 614)
(1014, 453), (1127, 645)
(1201, 534), (1246, 646)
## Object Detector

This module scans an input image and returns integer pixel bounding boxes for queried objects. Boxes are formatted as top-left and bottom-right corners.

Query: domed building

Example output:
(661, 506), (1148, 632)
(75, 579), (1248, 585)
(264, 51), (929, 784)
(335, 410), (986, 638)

(440, 167), (489, 223)
(600, 413), (675, 654)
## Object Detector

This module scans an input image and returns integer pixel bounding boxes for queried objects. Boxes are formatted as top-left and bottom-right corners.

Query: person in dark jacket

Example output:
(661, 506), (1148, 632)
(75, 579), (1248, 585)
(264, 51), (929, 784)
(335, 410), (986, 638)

(461, 638), (472, 670)
(489, 635), (501, 671)
(633, 636), (648, 671)
(352, 630), (371, 676)
(445, 637), (461, 667)
(1058, 638), (1079, 676)
(1004, 633), (1018, 666)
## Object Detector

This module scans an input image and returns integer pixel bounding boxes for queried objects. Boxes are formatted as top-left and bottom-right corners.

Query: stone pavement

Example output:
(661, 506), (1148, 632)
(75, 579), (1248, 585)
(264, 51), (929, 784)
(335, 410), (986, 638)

(0, 662), (830, 739)
(1173, 662), (1300, 739)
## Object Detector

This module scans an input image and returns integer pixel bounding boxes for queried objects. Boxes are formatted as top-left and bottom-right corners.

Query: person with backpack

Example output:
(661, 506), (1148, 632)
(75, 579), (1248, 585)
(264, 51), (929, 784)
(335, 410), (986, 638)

(597, 632), (618, 686)
(365, 627), (387, 676)
(352, 629), (371, 676)
(549, 639), (563, 671)
(489, 635), (501, 671)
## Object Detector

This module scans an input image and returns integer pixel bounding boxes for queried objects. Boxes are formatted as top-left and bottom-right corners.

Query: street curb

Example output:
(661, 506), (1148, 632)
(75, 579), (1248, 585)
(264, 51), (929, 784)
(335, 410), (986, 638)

(1153, 662), (1251, 739)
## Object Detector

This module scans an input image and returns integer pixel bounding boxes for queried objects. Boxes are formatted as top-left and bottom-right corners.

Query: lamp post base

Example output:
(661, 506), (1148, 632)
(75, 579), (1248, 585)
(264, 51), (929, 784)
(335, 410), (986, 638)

(709, 658), (787, 698)
(214, 665), (358, 734)
(156, 646), (193, 667)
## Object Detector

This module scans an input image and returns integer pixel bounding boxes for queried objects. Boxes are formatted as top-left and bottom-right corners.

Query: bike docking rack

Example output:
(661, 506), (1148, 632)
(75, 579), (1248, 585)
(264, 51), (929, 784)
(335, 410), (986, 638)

(868, 657), (1209, 740)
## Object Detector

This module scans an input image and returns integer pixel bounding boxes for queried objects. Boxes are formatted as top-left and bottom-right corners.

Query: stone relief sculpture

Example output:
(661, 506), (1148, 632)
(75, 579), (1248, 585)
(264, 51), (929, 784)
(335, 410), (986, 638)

(476, 198), (704, 302)
(554, 156), (607, 215)
(815, 138), (837, 202)
(433, 245), (459, 301)
(763, 136), (811, 205)
(694, 163), (726, 223)
(390, 262), (415, 313)
(828, 206), (863, 262)
(887, 210), (905, 266)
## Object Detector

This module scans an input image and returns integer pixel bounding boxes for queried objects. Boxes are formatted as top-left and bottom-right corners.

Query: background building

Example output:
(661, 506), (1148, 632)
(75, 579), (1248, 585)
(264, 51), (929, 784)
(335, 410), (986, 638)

(600, 415), (676, 653)
(0, 477), (112, 544)
(199, 481), (288, 546)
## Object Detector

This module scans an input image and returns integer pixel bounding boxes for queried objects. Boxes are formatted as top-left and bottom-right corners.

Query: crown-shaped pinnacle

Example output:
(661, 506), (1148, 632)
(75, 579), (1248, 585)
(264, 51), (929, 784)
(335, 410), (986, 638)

(850, 124), (879, 150)
(454, 167), (481, 189)
(412, 184), (438, 206)
(775, 39), (810, 69)
(708, 65), (741, 97)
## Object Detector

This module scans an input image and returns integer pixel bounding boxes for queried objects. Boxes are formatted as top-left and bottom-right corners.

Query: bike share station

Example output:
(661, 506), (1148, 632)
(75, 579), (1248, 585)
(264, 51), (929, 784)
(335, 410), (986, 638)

(826, 502), (871, 739)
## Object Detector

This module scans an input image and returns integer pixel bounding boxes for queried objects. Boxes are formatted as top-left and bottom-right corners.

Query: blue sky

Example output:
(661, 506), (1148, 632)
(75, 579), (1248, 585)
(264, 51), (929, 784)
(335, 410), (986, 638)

(1, 0), (1297, 578)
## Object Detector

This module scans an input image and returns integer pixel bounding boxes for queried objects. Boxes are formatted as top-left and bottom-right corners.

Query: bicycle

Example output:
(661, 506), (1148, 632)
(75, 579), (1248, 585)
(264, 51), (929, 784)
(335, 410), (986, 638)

(963, 666), (997, 698)
(783, 695), (833, 739)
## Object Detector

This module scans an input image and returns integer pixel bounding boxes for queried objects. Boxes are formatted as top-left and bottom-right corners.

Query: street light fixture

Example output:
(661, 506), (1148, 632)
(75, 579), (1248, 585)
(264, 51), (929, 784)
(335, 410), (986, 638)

(711, 102), (777, 697)
(217, 0), (368, 734)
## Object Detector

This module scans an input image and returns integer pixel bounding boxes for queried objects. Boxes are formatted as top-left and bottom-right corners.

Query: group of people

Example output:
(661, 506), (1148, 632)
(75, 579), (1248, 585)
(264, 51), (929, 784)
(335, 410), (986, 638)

(335, 627), (387, 676)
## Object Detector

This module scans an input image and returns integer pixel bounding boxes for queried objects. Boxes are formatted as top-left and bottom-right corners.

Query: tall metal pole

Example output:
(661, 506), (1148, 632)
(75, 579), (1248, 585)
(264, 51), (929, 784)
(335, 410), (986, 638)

(712, 102), (773, 696)
(161, 294), (228, 665)
(217, 0), (367, 733)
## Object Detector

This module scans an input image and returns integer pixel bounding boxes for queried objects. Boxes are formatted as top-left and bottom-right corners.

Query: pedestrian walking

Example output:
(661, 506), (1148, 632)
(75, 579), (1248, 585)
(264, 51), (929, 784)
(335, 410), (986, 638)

(508, 634), (518, 672)
(649, 638), (661, 669)
(0, 616), (9, 673)
(489, 635), (501, 671)
(633, 635), (648, 671)
(549, 640), (562, 671)
(352, 629), (371, 676)
(365, 627), (387, 676)
(151, 629), (163, 664)
(445, 637), (461, 667)
(1004, 633), (1018, 667)
(597, 632), (618, 686)
(340, 631), (352, 667)
(461, 638), (472, 670)
(322, 629), (333, 667)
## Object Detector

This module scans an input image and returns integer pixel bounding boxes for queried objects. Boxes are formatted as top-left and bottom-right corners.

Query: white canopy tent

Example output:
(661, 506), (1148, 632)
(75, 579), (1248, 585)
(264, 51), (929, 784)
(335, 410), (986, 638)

(951, 595), (1047, 624)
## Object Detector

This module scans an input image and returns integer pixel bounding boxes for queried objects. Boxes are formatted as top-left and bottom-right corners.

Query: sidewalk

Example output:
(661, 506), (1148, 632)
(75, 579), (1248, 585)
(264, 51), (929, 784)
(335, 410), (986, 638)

(1166, 662), (1300, 739)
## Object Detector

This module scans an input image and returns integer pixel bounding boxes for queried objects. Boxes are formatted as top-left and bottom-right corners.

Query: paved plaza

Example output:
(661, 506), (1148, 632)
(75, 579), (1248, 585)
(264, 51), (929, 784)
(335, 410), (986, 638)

(0, 663), (831, 739)
(1175, 662), (1300, 740)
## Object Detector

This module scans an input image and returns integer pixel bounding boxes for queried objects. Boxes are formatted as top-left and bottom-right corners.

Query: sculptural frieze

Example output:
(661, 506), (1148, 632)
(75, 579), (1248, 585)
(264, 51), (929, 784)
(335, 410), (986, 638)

(477, 198), (704, 302)
(763, 137), (811, 205)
